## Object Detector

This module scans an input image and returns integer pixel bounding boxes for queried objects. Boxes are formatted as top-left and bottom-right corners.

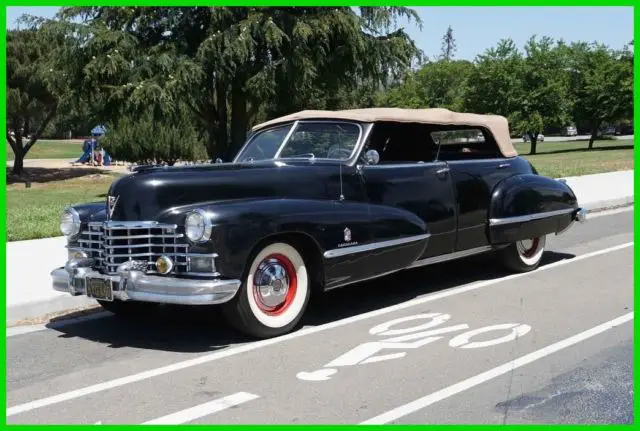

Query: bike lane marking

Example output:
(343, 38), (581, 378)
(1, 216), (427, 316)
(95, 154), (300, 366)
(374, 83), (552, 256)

(6, 242), (632, 418)
(360, 312), (634, 424)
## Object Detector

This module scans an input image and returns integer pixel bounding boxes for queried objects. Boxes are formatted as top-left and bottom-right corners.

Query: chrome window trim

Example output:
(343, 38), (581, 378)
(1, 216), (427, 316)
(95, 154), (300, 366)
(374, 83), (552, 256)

(489, 208), (575, 226)
(323, 233), (430, 259)
(272, 120), (300, 159)
(359, 160), (448, 170)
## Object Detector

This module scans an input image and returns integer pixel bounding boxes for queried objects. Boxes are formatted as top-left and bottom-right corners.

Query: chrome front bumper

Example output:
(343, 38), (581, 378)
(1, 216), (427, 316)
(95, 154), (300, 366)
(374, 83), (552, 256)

(51, 259), (241, 305)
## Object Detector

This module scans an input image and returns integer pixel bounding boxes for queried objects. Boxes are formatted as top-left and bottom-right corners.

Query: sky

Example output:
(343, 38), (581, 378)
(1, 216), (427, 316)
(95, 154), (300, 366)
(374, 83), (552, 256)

(6, 6), (634, 60)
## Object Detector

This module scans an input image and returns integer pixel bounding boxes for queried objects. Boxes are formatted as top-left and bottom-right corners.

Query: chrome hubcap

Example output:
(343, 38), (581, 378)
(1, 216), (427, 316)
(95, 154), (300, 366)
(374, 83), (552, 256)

(254, 258), (290, 309)
(516, 237), (540, 258)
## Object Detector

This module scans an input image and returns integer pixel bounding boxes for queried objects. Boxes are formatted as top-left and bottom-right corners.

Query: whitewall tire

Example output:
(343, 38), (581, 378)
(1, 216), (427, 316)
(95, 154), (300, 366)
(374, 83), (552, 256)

(221, 241), (311, 338)
(497, 235), (547, 272)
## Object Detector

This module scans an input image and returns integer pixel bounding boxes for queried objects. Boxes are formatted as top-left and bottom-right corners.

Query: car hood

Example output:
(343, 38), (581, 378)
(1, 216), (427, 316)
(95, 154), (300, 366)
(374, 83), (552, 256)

(106, 160), (350, 220)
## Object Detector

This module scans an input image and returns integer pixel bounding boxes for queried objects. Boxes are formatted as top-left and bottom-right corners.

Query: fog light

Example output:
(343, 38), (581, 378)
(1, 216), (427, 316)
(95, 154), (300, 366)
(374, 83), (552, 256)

(188, 256), (216, 274)
(68, 250), (88, 261)
(155, 255), (174, 275)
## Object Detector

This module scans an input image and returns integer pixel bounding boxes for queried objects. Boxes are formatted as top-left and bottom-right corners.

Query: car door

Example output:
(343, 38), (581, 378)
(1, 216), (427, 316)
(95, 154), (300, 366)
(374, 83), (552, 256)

(359, 160), (457, 259)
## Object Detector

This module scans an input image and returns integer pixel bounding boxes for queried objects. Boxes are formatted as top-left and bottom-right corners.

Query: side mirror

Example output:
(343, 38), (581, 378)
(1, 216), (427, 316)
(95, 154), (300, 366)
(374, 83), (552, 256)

(364, 149), (380, 165)
(215, 158), (223, 164)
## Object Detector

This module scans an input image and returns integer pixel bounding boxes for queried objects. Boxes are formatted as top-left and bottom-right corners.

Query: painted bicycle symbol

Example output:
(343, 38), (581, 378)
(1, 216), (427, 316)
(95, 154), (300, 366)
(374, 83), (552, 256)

(297, 312), (532, 381)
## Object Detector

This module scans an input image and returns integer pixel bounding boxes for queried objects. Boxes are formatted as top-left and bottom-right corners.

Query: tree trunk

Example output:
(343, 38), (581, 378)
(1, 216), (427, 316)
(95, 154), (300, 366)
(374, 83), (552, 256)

(205, 122), (217, 160)
(216, 80), (229, 160)
(588, 120), (601, 150)
(12, 149), (25, 176)
(529, 133), (538, 155)
(230, 79), (248, 159)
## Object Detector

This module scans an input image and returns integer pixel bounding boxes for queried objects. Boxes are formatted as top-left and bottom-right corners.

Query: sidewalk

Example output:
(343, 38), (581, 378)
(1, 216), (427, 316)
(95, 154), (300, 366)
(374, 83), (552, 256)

(5, 169), (634, 325)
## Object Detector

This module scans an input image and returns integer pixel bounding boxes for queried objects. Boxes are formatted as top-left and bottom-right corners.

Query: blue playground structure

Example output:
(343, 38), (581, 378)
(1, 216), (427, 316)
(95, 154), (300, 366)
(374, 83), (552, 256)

(75, 125), (112, 166)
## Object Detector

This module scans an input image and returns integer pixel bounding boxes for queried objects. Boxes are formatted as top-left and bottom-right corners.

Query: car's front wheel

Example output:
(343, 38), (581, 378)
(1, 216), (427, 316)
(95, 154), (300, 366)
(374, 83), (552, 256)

(221, 241), (311, 339)
(497, 235), (547, 272)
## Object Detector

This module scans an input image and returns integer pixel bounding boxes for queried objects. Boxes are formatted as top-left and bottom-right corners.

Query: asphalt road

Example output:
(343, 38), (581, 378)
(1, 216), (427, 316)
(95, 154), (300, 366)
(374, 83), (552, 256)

(6, 208), (634, 425)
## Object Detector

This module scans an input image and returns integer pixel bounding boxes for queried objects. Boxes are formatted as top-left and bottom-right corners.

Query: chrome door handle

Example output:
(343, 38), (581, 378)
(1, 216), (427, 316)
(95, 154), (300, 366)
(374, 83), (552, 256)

(497, 163), (510, 169)
(435, 167), (450, 178)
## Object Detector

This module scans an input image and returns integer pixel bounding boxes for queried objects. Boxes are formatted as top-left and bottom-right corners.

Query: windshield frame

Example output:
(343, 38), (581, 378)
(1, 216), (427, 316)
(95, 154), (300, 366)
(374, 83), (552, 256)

(233, 120), (366, 164)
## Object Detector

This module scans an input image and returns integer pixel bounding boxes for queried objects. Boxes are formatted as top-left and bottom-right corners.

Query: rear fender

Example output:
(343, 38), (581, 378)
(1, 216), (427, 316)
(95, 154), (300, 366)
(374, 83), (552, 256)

(488, 174), (581, 244)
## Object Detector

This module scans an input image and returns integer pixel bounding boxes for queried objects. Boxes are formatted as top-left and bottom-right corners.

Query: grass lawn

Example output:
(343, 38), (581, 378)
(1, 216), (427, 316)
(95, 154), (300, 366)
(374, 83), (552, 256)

(516, 139), (634, 178)
(6, 140), (84, 161)
(7, 171), (121, 241)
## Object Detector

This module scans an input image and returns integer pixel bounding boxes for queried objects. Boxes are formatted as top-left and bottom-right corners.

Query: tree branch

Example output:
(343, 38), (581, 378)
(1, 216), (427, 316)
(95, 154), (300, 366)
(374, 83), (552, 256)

(23, 104), (58, 155)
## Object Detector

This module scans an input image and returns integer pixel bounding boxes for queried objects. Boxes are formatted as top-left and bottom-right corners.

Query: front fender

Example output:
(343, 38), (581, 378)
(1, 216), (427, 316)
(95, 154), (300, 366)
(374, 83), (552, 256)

(488, 174), (580, 244)
(159, 198), (429, 285)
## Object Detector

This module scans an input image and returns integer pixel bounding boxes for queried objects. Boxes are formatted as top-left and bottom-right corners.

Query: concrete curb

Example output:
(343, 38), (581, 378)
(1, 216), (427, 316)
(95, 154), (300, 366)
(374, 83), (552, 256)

(5, 171), (634, 326)
(7, 296), (98, 327)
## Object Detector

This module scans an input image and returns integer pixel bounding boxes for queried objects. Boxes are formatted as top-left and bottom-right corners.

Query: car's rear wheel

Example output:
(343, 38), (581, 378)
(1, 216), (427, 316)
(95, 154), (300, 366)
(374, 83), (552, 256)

(221, 241), (311, 339)
(497, 235), (547, 272)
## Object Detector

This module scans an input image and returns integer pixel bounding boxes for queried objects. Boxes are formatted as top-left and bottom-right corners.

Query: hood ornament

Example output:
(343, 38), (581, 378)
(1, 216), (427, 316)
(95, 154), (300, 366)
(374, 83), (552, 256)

(107, 195), (119, 219)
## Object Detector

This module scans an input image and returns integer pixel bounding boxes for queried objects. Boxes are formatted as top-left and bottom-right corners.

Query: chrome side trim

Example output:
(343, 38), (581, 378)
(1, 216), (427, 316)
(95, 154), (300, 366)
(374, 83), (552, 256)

(555, 207), (587, 236)
(408, 245), (494, 269)
(489, 208), (575, 227)
(323, 233), (431, 259)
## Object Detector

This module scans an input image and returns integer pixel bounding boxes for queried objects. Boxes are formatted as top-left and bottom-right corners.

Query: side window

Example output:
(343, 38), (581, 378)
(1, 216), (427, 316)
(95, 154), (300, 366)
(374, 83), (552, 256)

(365, 123), (436, 164)
(430, 128), (501, 160)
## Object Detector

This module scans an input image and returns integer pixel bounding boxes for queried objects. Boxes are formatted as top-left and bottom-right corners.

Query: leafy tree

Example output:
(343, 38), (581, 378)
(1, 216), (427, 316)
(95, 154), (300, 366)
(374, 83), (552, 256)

(465, 37), (570, 154)
(101, 104), (207, 165)
(6, 28), (60, 175)
(564, 41), (634, 148)
(47, 6), (422, 161)
(440, 25), (456, 61)
(463, 39), (523, 121)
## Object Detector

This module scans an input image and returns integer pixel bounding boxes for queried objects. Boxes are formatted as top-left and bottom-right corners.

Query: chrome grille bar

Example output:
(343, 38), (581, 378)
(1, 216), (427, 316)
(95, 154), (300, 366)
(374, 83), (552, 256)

(75, 220), (191, 275)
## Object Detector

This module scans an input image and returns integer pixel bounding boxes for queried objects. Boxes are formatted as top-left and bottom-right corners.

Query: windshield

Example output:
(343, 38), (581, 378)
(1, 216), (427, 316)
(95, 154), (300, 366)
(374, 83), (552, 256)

(235, 121), (361, 163)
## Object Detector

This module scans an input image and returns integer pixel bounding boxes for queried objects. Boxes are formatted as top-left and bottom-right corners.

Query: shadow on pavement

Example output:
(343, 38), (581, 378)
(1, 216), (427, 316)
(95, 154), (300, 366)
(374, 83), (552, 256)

(46, 249), (576, 353)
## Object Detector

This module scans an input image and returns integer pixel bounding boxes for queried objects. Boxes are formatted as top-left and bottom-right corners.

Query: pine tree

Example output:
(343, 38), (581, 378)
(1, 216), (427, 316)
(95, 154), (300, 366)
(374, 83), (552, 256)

(440, 25), (456, 61)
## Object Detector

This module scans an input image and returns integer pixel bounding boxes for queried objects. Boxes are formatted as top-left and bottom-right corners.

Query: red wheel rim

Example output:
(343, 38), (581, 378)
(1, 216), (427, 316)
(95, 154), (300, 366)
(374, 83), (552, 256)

(518, 238), (540, 258)
(252, 253), (298, 316)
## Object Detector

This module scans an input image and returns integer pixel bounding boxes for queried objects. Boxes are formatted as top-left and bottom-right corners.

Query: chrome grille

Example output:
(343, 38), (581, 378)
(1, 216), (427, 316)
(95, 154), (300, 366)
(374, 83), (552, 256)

(76, 221), (189, 274)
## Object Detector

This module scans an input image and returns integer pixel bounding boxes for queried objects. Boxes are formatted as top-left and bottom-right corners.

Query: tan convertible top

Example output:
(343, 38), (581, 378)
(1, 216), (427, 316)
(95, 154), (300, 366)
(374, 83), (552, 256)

(251, 107), (517, 157)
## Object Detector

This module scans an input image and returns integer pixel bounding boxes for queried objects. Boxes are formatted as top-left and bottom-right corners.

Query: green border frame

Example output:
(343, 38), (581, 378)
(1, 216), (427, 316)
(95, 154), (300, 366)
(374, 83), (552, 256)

(1, 2), (636, 428)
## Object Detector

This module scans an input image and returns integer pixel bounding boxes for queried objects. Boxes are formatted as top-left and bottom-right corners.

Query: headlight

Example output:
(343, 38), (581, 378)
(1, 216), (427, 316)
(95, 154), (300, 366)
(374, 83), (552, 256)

(60, 208), (81, 238)
(185, 209), (212, 243)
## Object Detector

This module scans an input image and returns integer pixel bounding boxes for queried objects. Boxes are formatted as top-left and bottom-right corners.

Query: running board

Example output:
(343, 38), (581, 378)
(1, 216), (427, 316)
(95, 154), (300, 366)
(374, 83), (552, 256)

(408, 245), (495, 269)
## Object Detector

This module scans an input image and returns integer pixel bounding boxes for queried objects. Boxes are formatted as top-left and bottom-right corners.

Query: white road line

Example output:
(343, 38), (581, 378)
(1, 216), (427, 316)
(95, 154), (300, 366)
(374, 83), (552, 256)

(142, 392), (260, 425)
(6, 241), (632, 417)
(360, 311), (634, 425)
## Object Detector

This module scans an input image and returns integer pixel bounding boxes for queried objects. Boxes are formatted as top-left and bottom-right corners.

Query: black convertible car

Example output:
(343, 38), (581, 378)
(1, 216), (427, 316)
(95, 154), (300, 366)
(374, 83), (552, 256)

(52, 108), (586, 338)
